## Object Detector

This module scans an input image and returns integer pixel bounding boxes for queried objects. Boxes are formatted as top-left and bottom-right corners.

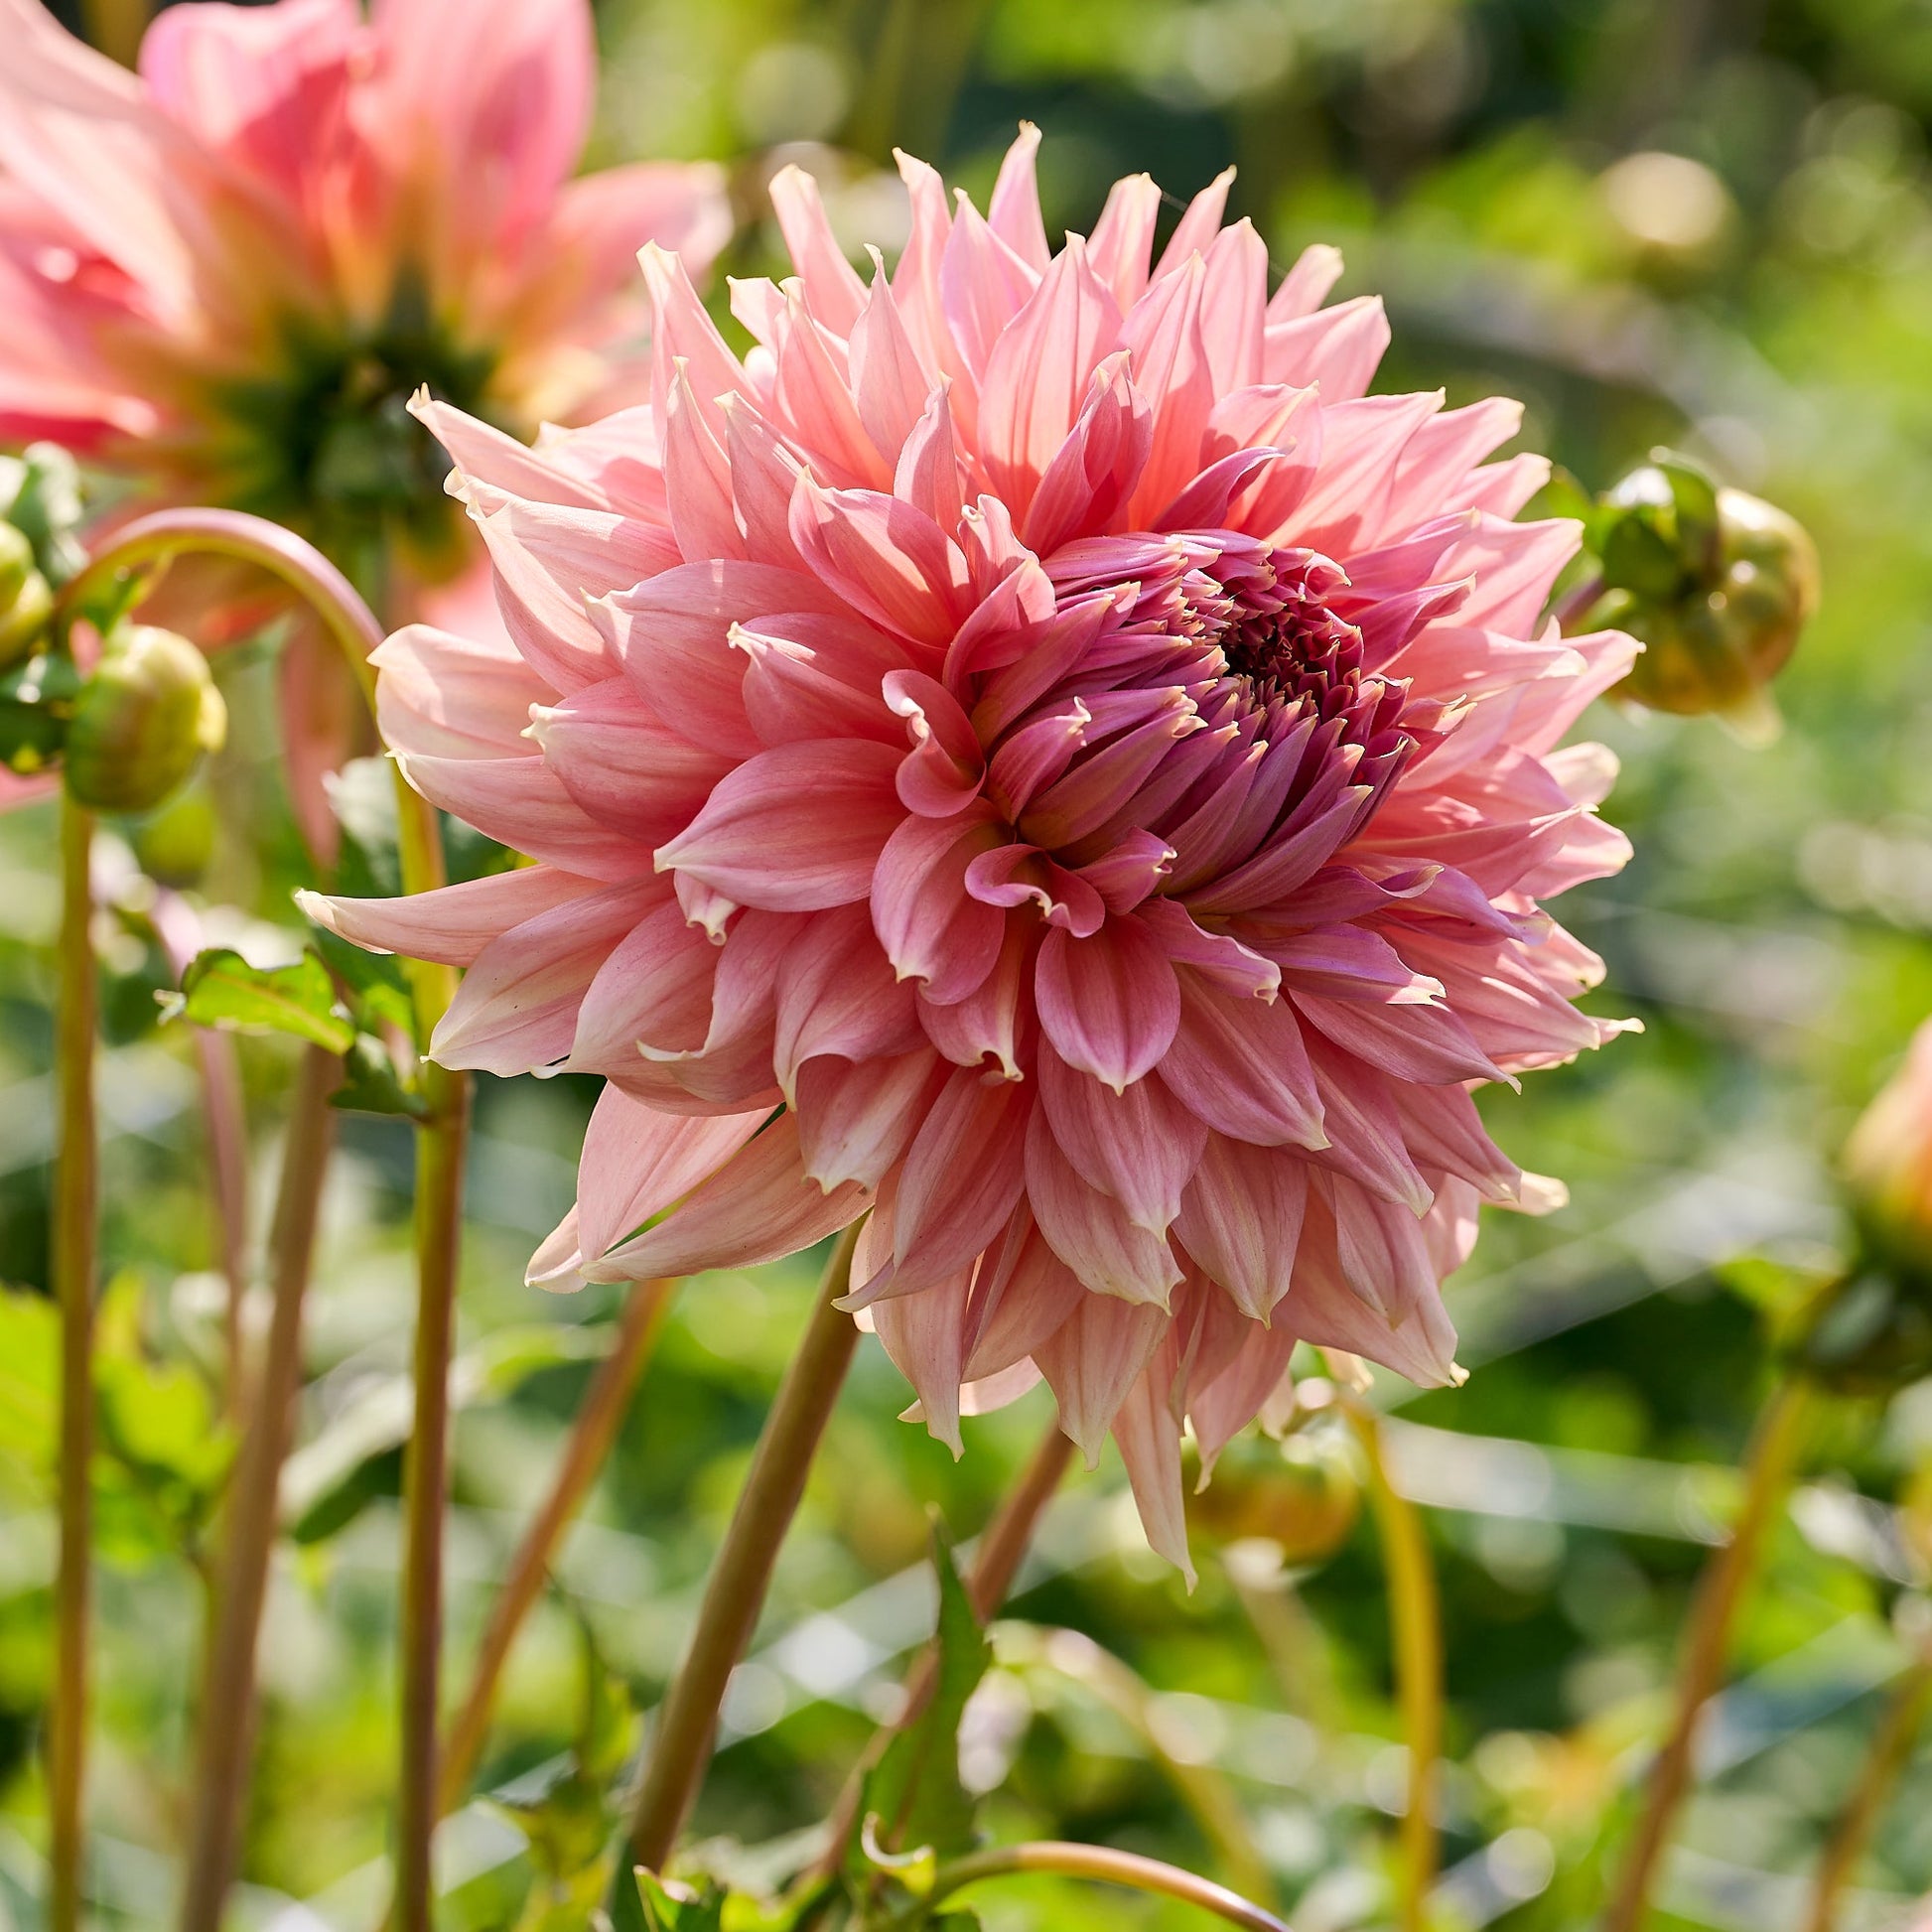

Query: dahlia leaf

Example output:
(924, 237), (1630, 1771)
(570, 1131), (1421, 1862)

(162, 946), (355, 1053)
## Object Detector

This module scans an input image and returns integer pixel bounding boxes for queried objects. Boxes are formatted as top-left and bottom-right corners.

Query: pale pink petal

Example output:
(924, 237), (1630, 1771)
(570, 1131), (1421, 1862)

(1026, 1106), (1184, 1309)
(1035, 1290), (1169, 1464)
(298, 866), (606, 968)
(576, 1084), (767, 1261)
(1035, 914), (1180, 1092)
(1036, 1043), (1206, 1237)
(1173, 1135), (1309, 1321)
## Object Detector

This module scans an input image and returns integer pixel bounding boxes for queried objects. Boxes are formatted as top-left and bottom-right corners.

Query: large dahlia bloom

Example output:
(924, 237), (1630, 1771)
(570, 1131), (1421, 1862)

(313, 132), (1635, 1572)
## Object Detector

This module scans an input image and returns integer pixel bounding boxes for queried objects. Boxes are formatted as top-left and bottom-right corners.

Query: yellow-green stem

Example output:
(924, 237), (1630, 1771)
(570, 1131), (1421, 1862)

(48, 798), (95, 1932)
(1347, 1402), (1442, 1932)
(78, 0), (147, 64)
(439, 1278), (677, 1813)
(628, 1225), (863, 1871)
(1803, 1658), (1931, 1932)
(915, 1841), (1291, 1932)
(61, 510), (468, 1932)
(178, 1045), (339, 1932)
(1605, 1373), (1817, 1932)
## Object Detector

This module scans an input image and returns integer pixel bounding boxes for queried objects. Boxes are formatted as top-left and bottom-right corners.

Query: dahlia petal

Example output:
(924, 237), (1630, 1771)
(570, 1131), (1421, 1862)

(610, 566), (810, 738)
(1077, 828), (1175, 914)
(1034, 1289), (1169, 1463)
(771, 287), (892, 489)
(1136, 897), (1280, 1000)
(1122, 254), (1215, 525)
(1187, 785), (1371, 914)
(1288, 391), (1442, 556)
(734, 615), (904, 748)
(1198, 218), (1268, 392)
(1036, 1043), (1206, 1237)
(885, 668), (987, 817)
(529, 675), (737, 845)
(1113, 1366), (1195, 1585)
(372, 621), (551, 760)
(1153, 165), (1234, 278)
(964, 844), (1105, 939)
(431, 878), (665, 1075)
(796, 1048), (945, 1191)
(985, 697), (1092, 819)
(1390, 1082), (1526, 1205)
(988, 121), (1051, 273)
(1266, 242), (1344, 322)
(941, 191), (1041, 384)
(892, 1065), (1034, 1295)
(1026, 1106), (1183, 1308)
(1190, 1315), (1297, 1479)
(297, 867), (604, 969)
(772, 903), (923, 1100)
(1306, 1038), (1433, 1214)
(874, 1264), (974, 1454)
(1035, 915), (1179, 1092)
(1264, 924), (1443, 1004)
(1173, 1134), (1309, 1321)
(1263, 295), (1390, 402)
(1440, 515), (1580, 634)
(1157, 971), (1324, 1149)
(850, 259), (937, 467)
(526, 1205), (585, 1290)
(891, 150), (968, 414)
(665, 361), (747, 563)
(768, 162), (869, 334)
(962, 1208), (1085, 1379)
(1023, 351), (1153, 557)
(873, 809), (1009, 1002)
(788, 476), (970, 650)
(655, 739), (904, 908)
(1293, 988), (1502, 1086)
(641, 241), (751, 440)
(916, 916), (1032, 1080)
(395, 751), (645, 880)
(894, 384), (968, 533)
(576, 1084), (767, 1261)
(583, 1112), (868, 1283)
(542, 159), (732, 323)
(570, 898), (717, 1069)
(979, 237), (1124, 516)
(1088, 172), (1160, 310)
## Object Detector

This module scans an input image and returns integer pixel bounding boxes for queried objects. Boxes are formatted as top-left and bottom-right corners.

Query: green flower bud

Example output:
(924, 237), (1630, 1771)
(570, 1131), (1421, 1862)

(0, 523), (54, 673)
(0, 443), (87, 586)
(130, 772), (217, 887)
(1192, 1427), (1361, 1567)
(65, 626), (226, 815)
(1574, 451), (1819, 743)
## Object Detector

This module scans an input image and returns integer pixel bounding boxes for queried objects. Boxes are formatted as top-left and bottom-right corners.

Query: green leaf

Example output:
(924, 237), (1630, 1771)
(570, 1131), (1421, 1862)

(309, 922), (417, 1038)
(1650, 445), (1721, 554)
(1597, 504), (1688, 602)
(329, 1033), (428, 1119)
(860, 1525), (992, 1863)
(0, 1287), (57, 1498)
(163, 947), (354, 1052)
(634, 1873), (727, 1932)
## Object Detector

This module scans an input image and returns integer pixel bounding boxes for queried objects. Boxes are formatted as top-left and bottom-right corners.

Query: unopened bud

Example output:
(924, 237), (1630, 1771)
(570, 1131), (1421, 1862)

(1191, 1428), (1361, 1568)
(64, 626), (226, 814)
(0, 522), (52, 671)
(0, 443), (86, 586)
(130, 771), (216, 887)
(1573, 452), (1818, 743)
(1846, 1021), (1932, 1279)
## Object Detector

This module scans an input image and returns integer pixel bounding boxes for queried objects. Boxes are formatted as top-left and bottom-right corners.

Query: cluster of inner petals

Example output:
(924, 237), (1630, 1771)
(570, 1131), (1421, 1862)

(313, 130), (1637, 1572)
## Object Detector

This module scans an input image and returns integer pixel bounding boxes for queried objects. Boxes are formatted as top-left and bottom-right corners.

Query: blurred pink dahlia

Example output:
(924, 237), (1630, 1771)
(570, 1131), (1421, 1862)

(313, 130), (1636, 1571)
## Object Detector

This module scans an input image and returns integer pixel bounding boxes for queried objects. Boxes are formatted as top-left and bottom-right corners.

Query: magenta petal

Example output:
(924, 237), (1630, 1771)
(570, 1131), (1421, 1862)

(796, 1048), (945, 1192)
(872, 810), (1008, 1003)
(892, 1065), (1033, 1294)
(771, 903), (923, 1099)
(1035, 915), (1179, 1094)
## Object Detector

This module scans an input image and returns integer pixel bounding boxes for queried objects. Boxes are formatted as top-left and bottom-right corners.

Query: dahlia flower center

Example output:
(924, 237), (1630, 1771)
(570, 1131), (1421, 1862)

(1212, 549), (1362, 703)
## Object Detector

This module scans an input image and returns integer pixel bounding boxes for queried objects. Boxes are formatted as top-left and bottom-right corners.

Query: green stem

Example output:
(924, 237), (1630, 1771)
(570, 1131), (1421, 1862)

(1346, 1402), (1442, 1932)
(178, 1044), (339, 1932)
(48, 798), (96, 1932)
(61, 510), (468, 1931)
(439, 1277), (678, 1814)
(1604, 1372), (1816, 1932)
(627, 1225), (864, 1872)
(914, 1842), (1292, 1932)
(1804, 1656), (1932, 1932)
(78, 0), (148, 63)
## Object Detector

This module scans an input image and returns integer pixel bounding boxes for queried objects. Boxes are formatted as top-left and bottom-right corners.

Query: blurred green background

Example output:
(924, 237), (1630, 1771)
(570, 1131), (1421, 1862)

(12, 0), (1932, 1926)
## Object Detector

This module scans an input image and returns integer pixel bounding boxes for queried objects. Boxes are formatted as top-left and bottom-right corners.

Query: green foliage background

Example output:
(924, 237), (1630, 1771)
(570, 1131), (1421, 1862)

(11, 0), (1932, 1925)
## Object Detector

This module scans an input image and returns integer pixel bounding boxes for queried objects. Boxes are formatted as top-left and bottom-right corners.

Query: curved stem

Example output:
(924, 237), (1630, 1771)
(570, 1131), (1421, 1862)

(1605, 1372), (1816, 1932)
(1804, 1656), (1932, 1932)
(79, 0), (148, 64)
(48, 799), (96, 1932)
(1345, 1403), (1441, 1932)
(439, 1277), (678, 1813)
(178, 1044), (339, 1932)
(917, 1842), (1292, 1932)
(62, 510), (468, 1932)
(627, 1225), (864, 1872)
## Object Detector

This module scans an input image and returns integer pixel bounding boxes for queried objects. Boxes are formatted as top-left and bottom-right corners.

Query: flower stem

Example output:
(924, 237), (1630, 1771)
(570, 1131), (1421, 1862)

(48, 797), (95, 1932)
(914, 1841), (1292, 1932)
(627, 1225), (864, 1872)
(61, 510), (469, 1932)
(1803, 1655), (1932, 1932)
(439, 1277), (678, 1813)
(177, 1043), (339, 1932)
(78, 0), (148, 65)
(1604, 1372), (1816, 1932)
(1345, 1401), (1442, 1932)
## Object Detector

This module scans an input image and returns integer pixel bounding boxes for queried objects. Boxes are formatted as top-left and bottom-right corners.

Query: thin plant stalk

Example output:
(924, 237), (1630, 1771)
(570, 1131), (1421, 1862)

(147, 890), (250, 1416)
(61, 510), (469, 1932)
(178, 1043), (339, 1932)
(48, 797), (96, 1932)
(79, 0), (148, 65)
(627, 1225), (864, 1871)
(814, 1419), (1075, 1878)
(1346, 1401), (1442, 1932)
(912, 1841), (1292, 1932)
(1803, 1655), (1932, 1932)
(439, 1277), (678, 1814)
(1604, 1372), (1816, 1932)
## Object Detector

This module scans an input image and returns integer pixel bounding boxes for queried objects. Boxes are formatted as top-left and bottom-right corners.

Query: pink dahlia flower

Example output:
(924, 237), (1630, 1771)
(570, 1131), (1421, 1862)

(312, 130), (1636, 1572)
